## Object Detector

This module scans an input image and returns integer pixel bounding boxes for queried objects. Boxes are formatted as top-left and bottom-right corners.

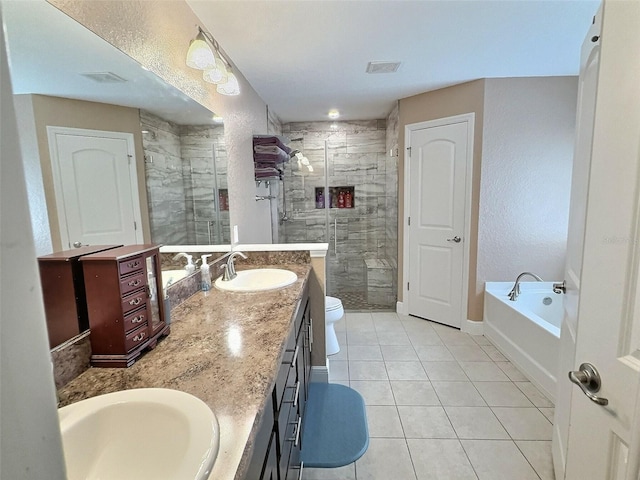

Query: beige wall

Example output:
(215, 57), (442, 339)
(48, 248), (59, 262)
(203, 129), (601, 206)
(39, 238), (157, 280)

(48, 0), (270, 243)
(398, 80), (486, 320)
(15, 94), (150, 253)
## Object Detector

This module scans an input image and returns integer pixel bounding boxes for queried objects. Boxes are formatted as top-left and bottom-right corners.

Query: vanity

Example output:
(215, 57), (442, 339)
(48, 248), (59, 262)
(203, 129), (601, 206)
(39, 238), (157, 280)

(57, 261), (315, 480)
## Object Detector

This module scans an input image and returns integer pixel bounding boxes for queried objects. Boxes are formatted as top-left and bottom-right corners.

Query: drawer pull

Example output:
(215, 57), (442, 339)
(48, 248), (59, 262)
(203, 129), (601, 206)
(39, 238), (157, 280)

(284, 380), (301, 407)
(128, 279), (142, 287)
(131, 315), (145, 324)
(288, 416), (302, 446)
(290, 345), (299, 368)
(133, 332), (146, 342)
(129, 298), (142, 306)
(127, 260), (141, 268)
(293, 380), (300, 407)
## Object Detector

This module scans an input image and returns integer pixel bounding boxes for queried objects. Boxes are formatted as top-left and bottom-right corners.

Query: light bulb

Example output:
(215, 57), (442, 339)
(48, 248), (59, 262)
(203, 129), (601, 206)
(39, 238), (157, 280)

(217, 71), (240, 96)
(186, 32), (215, 70)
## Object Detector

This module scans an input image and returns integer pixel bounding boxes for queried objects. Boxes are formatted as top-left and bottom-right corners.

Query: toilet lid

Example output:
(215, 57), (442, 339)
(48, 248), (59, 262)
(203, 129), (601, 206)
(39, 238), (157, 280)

(326, 296), (343, 312)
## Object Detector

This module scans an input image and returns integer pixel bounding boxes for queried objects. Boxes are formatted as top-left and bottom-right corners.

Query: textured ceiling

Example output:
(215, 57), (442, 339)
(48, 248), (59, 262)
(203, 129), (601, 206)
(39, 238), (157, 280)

(187, 0), (600, 122)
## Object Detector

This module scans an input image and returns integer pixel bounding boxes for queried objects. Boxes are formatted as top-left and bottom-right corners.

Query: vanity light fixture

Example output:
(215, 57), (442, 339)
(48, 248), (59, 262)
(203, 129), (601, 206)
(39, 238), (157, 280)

(328, 110), (340, 120)
(186, 27), (240, 96)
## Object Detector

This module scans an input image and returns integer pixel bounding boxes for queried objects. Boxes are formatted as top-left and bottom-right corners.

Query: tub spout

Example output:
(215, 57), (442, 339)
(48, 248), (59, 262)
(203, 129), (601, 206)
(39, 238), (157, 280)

(508, 272), (543, 301)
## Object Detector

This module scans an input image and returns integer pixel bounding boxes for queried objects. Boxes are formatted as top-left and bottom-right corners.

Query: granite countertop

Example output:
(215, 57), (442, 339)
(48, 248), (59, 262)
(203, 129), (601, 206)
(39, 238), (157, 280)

(57, 263), (312, 480)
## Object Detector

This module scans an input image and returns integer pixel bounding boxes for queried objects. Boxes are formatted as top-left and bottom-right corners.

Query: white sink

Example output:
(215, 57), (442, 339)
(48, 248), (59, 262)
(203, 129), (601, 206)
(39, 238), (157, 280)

(58, 388), (219, 480)
(162, 269), (188, 290)
(215, 268), (297, 292)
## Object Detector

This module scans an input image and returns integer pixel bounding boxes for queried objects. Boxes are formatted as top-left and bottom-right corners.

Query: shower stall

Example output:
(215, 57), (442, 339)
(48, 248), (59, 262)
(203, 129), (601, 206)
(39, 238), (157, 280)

(276, 122), (398, 311)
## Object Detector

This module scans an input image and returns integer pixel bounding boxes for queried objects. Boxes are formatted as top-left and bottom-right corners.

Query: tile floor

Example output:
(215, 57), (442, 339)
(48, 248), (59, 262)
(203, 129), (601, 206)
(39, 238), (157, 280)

(304, 311), (555, 480)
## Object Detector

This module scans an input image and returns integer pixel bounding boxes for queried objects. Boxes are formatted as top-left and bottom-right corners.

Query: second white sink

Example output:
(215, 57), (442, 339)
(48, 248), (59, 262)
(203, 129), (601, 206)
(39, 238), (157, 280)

(215, 268), (297, 292)
(58, 388), (219, 480)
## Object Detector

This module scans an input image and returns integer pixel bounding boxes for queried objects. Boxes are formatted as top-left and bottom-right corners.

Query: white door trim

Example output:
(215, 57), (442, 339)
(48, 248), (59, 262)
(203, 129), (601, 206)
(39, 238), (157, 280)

(403, 113), (475, 327)
(46, 126), (143, 248)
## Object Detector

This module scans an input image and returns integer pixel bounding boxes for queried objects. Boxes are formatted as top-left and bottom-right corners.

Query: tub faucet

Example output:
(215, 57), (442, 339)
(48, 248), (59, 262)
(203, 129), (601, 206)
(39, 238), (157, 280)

(220, 251), (247, 281)
(508, 272), (543, 301)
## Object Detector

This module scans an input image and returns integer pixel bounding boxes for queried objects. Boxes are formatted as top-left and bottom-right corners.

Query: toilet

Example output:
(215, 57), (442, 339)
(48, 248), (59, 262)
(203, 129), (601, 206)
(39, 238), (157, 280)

(325, 296), (344, 356)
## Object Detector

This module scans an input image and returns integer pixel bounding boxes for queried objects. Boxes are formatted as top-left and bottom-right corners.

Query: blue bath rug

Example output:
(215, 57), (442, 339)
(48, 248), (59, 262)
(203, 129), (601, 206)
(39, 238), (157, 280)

(300, 382), (369, 468)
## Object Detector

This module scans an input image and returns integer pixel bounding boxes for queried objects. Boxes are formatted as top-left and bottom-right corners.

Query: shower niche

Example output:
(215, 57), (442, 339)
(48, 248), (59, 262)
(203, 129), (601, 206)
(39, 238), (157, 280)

(315, 186), (355, 209)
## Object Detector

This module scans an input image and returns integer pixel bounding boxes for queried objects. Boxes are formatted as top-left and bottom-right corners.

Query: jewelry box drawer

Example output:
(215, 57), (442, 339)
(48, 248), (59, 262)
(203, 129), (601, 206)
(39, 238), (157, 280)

(121, 290), (147, 315)
(125, 324), (148, 352)
(119, 256), (143, 276)
(124, 307), (148, 333)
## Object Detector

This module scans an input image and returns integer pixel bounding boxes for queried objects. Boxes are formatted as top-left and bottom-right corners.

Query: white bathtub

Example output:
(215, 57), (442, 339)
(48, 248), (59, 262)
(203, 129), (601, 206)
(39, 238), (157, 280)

(483, 282), (562, 402)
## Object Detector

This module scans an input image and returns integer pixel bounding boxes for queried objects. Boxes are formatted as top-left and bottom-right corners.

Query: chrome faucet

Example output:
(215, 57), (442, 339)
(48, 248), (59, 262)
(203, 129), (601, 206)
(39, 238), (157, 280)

(220, 251), (247, 281)
(508, 272), (543, 301)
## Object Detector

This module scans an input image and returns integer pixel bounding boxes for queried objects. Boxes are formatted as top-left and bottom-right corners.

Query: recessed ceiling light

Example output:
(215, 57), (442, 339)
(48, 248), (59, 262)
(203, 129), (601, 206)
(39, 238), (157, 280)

(366, 61), (401, 74)
(328, 110), (340, 119)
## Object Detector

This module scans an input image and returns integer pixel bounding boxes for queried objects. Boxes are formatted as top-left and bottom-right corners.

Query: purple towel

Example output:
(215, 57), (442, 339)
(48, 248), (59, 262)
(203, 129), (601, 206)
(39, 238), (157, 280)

(254, 152), (289, 164)
(253, 135), (291, 154)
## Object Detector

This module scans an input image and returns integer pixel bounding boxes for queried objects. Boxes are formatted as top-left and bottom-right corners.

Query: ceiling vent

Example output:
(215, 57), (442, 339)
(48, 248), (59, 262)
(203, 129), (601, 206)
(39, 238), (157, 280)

(366, 61), (401, 74)
(80, 72), (128, 83)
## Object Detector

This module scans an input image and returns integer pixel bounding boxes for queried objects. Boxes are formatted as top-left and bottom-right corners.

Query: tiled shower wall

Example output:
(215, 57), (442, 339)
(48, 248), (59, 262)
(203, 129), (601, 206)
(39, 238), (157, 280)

(279, 120), (398, 307)
(141, 111), (229, 245)
(386, 102), (400, 273)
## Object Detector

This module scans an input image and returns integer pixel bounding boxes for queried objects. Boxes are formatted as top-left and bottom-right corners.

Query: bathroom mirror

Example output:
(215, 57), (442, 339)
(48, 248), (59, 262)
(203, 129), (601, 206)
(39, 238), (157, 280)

(3, 0), (230, 249)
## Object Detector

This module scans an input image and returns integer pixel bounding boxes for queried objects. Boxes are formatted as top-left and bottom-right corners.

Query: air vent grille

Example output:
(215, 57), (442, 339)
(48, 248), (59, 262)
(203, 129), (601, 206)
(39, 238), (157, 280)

(366, 61), (401, 74)
(80, 72), (128, 83)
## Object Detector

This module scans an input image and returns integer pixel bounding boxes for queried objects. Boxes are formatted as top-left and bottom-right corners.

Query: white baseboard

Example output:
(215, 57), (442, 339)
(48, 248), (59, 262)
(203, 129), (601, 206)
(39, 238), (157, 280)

(311, 363), (329, 383)
(396, 301), (407, 315)
(462, 319), (484, 335)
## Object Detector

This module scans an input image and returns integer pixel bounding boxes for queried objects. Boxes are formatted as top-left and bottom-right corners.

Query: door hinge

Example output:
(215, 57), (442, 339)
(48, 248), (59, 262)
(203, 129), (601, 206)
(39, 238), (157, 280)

(407, 282), (410, 291)
(406, 146), (412, 157)
(134, 221), (137, 231)
(127, 154), (132, 165)
(408, 217), (411, 226)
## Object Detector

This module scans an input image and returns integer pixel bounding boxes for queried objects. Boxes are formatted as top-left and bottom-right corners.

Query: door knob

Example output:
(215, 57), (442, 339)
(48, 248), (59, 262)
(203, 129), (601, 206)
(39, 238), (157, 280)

(568, 363), (609, 406)
(73, 241), (82, 248)
(447, 236), (461, 243)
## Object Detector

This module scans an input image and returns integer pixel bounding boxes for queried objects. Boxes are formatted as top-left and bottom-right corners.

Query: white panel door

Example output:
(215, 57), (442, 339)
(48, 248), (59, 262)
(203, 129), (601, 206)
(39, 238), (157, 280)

(553, 2), (640, 479)
(48, 128), (142, 248)
(408, 120), (470, 328)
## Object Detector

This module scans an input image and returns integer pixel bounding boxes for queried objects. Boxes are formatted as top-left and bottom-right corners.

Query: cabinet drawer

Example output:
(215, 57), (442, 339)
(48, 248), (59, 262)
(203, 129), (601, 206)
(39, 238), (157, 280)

(119, 256), (143, 276)
(120, 272), (146, 296)
(124, 307), (148, 333)
(125, 325), (148, 351)
(121, 290), (147, 315)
